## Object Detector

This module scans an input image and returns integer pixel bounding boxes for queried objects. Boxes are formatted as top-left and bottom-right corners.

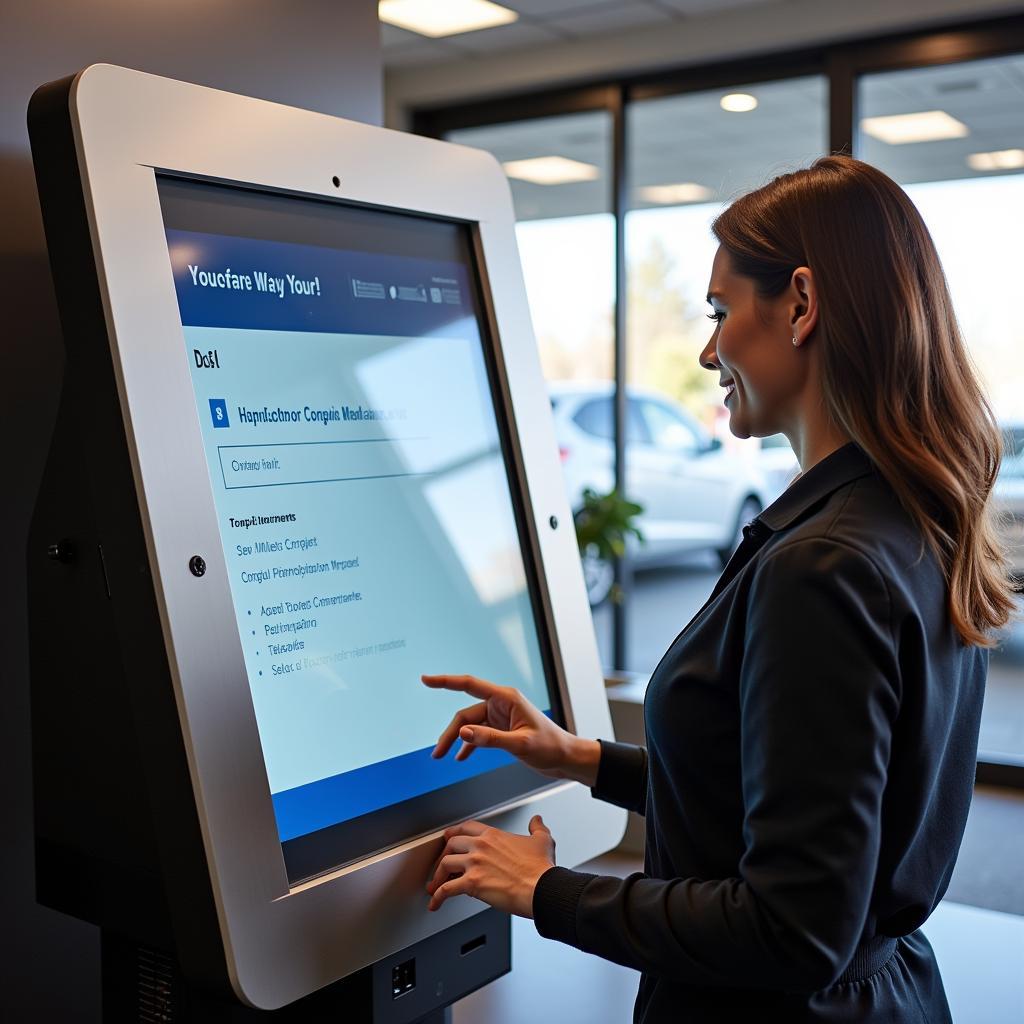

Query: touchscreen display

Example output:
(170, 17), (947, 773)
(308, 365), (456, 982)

(157, 178), (560, 880)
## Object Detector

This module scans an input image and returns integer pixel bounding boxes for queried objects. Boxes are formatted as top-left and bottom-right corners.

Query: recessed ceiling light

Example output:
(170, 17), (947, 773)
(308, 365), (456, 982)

(638, 183), (713, 204)
(720, 93), (758, 113)
(967, 148), (1024, 171)
(860, 110), (969, 145)
(378, 0), (517, 38)
(502, 157), (600, 186)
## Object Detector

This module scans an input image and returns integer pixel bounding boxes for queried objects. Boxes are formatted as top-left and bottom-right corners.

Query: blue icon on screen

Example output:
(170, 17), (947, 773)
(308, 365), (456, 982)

(209, 398), (230, 428)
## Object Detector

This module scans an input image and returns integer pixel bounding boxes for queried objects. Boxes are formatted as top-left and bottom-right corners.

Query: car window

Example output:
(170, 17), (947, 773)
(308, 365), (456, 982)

(572, 397), (648, 443)
(640, 400), (699, 453)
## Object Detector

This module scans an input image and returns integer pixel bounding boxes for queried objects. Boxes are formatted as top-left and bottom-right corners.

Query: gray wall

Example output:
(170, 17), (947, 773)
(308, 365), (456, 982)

(0, 3), (381, 1018)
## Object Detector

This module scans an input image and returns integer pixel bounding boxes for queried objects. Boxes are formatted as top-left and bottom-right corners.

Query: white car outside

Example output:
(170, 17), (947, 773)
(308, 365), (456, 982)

(549, 381), (771, 604)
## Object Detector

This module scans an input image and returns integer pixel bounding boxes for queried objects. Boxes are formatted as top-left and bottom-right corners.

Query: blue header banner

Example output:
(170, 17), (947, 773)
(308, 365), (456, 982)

(165, 229), (478, 337)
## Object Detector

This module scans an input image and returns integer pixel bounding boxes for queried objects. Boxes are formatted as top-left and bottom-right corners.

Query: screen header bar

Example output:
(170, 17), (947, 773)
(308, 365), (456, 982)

(166, 229), (476, 337)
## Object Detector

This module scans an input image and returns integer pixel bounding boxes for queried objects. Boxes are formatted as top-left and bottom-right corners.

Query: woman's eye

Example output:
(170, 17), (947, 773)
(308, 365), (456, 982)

(706, 311), (725, 324)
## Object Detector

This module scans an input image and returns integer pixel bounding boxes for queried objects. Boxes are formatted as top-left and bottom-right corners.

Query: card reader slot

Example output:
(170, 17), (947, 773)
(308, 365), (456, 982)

(460, 934), (487, 957)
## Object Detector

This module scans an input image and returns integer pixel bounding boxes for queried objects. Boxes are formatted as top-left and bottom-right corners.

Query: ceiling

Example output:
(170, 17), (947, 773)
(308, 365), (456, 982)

(858, 56), (1024, 184)
(380, 0), (779, 68)
(444, 54), (1024, 221)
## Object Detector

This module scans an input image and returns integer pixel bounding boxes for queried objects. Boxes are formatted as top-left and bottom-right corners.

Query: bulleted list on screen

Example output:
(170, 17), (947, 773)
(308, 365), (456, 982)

(228, 528), (407, 679)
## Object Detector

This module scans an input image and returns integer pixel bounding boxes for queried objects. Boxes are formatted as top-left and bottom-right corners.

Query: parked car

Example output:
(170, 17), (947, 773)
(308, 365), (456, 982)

(549, 381), (771, 605)
(995, 421), (1024, 583)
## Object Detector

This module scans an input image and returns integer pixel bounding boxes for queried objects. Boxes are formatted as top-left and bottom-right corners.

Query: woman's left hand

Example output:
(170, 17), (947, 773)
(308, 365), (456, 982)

(426, 815), (556, 918)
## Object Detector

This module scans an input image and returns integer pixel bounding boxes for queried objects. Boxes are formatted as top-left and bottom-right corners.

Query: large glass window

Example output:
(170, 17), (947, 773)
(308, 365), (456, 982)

(622, 76), (827, 674)
(859, 55), (1024, 764)
(448, 111), (616, 666)
(434, 49), (1024, 777)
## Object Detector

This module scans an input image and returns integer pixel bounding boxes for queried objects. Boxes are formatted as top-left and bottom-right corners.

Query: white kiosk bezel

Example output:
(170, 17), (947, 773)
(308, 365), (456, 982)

(64, 64), (625, 1009)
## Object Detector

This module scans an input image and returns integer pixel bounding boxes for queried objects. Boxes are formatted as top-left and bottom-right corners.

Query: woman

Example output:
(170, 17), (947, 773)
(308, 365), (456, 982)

(420, 155), (1020, 1022)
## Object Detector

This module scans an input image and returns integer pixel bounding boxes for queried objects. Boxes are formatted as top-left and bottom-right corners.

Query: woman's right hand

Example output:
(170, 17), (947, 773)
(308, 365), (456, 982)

(421, 674), (601, 788)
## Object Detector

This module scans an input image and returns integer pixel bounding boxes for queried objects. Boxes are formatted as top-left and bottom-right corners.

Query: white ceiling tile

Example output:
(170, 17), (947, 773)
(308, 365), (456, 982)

(551, 3), (674, 36)
(445, 21), (564, 53)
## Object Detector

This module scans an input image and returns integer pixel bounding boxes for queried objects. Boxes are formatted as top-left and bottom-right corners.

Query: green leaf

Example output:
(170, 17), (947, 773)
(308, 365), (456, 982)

(573, 486), (646, 564)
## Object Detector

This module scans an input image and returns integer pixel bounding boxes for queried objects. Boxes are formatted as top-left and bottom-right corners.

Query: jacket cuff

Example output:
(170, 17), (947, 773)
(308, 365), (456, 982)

(592, 738), (646, 811)
(532, 866), (597, 947)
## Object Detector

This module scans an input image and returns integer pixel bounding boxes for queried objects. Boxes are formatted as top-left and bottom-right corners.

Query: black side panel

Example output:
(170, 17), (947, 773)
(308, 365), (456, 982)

(27, 74), (231, 999)
(28, 384), (172, 947)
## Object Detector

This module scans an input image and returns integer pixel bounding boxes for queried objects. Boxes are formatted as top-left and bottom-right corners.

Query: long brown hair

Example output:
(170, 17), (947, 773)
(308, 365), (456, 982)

(712, 154), (1019, 648)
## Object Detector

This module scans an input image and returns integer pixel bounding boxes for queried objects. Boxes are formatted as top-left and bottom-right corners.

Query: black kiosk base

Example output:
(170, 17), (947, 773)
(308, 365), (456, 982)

(101, 907), (509, 1022)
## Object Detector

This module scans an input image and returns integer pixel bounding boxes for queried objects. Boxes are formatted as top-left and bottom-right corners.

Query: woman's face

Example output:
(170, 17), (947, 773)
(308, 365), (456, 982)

(699, 245), (812, 440)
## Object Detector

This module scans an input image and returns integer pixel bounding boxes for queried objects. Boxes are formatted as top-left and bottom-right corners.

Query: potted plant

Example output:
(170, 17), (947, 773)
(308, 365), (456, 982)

(573, 487), (645, 607)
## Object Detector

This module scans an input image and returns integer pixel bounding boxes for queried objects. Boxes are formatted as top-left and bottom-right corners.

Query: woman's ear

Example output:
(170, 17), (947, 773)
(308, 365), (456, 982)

(790, 265), (818, 345)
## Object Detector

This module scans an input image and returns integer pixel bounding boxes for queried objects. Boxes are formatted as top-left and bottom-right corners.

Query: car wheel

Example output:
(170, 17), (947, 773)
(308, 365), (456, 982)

(716, 496), (762, 569)
(580, 544), (615, 607)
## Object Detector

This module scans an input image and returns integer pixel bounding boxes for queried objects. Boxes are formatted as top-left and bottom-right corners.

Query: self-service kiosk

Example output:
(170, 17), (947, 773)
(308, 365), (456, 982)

(27, 65), (625, 1021)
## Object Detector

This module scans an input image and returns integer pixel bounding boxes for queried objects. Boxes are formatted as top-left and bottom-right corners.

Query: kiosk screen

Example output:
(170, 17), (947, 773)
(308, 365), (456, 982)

(157, 178), (561, 881)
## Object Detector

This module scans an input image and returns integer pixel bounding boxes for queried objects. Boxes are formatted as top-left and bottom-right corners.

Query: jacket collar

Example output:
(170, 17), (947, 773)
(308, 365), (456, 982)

(758, 441), (874, 533)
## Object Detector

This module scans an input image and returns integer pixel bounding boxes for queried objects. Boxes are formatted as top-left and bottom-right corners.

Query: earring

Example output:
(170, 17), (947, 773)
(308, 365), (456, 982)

(792, 334), (799, 346)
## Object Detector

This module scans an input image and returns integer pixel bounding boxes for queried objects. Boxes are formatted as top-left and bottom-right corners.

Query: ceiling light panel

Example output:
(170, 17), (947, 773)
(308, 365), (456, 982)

(378, 0), (517, 38)
(860, 110), (969, 145)
(638, 183), (713, 204)
(502, 156), (601, 185)
(720, 92), (758, 112)
(967, 148), (1024, 171)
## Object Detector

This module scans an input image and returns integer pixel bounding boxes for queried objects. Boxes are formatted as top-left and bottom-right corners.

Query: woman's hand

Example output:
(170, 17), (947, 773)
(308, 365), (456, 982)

(426, 815), (556, 918)
(421, 673), (600, 786)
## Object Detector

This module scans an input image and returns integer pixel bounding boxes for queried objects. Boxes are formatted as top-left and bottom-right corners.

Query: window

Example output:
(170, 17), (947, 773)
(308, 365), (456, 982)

(447, 110), (615, 666)
(623, 74), (827, 675)
(447, 111), (614, 385)
(423, 19), (1024, 782)
(859, 53), (1024, 765)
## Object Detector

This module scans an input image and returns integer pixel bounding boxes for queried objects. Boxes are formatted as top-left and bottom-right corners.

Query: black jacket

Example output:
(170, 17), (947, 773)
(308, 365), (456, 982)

(533, 441), (988, 1022)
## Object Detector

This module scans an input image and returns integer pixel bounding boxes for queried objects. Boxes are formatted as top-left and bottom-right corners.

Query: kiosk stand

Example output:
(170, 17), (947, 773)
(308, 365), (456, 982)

(28, 65), (625, 1020)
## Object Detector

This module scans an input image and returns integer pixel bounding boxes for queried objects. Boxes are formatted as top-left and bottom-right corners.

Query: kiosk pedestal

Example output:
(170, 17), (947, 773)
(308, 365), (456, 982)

(101, 922), (506, 1022)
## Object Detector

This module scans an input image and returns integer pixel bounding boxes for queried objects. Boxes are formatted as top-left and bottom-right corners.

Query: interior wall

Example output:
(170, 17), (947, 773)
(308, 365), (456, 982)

(0, 3), (381, 1019)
